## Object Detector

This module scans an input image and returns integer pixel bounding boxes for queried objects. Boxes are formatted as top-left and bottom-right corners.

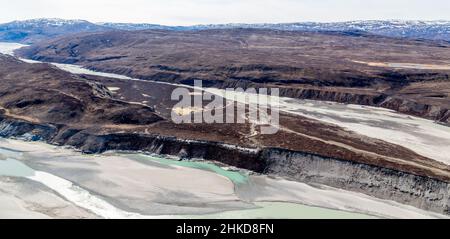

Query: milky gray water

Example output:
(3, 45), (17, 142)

(2, 42), (447, 164)
(0, 140), (381, 219)
(1, 42), (450, 219)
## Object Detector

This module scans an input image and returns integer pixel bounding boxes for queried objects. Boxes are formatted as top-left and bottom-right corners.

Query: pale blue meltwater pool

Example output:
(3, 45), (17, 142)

(129, 153), (376, 219)
(0, 145), (375, 219)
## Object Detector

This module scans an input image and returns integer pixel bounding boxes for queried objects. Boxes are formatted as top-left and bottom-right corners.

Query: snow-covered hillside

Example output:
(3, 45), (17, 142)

(1, 19), (449, 43)
(0, 18), (110, 43)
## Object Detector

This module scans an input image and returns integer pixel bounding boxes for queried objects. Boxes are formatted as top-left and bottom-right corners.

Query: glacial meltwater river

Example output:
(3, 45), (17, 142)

(0, 140), (381, 219)
(1, 42), (450, 218)
(1, 139), (448, 219)
(2, 42), (449, 164)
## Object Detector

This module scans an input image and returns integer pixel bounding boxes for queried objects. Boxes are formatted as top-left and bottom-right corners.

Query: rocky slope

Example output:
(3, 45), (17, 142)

(17, 29), (450, 124)
(1, 116), (450, 215)
(1, 54), (450, 215)
(0, 54), (162, 126)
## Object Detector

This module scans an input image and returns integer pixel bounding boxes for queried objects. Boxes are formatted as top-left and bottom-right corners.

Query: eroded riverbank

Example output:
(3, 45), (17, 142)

(1, 42), (450, 218)
(1, 138), (448, 219)
(5, 42), (450, 165)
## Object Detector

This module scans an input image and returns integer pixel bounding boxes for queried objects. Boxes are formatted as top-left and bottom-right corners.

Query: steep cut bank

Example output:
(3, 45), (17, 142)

(1, 116), (449, 215)
(1, 53), (450, 215)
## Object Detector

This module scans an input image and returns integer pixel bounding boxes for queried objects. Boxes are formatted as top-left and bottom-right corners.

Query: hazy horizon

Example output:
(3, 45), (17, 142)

(1, 17), (450, 26)
(0, 0), (449, 26)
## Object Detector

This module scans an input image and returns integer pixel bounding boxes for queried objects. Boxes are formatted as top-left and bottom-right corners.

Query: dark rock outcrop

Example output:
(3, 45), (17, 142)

(1, 115), (449, 215)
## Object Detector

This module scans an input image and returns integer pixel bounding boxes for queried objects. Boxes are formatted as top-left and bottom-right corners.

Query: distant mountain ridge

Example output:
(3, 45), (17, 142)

(0, 18), (110, 44)
(1, 18), (449, 43)
(179, 20), (450, 42)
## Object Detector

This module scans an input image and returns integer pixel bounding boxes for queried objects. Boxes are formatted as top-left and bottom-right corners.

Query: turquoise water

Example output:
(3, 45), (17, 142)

(0, 147), (34, 177)
(0, 144), (376, 219)
(0, 147), (24, 159)
(131, 154), (248, 184)
(130, 154), (377, 219)
(0, 158), (35, 177)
